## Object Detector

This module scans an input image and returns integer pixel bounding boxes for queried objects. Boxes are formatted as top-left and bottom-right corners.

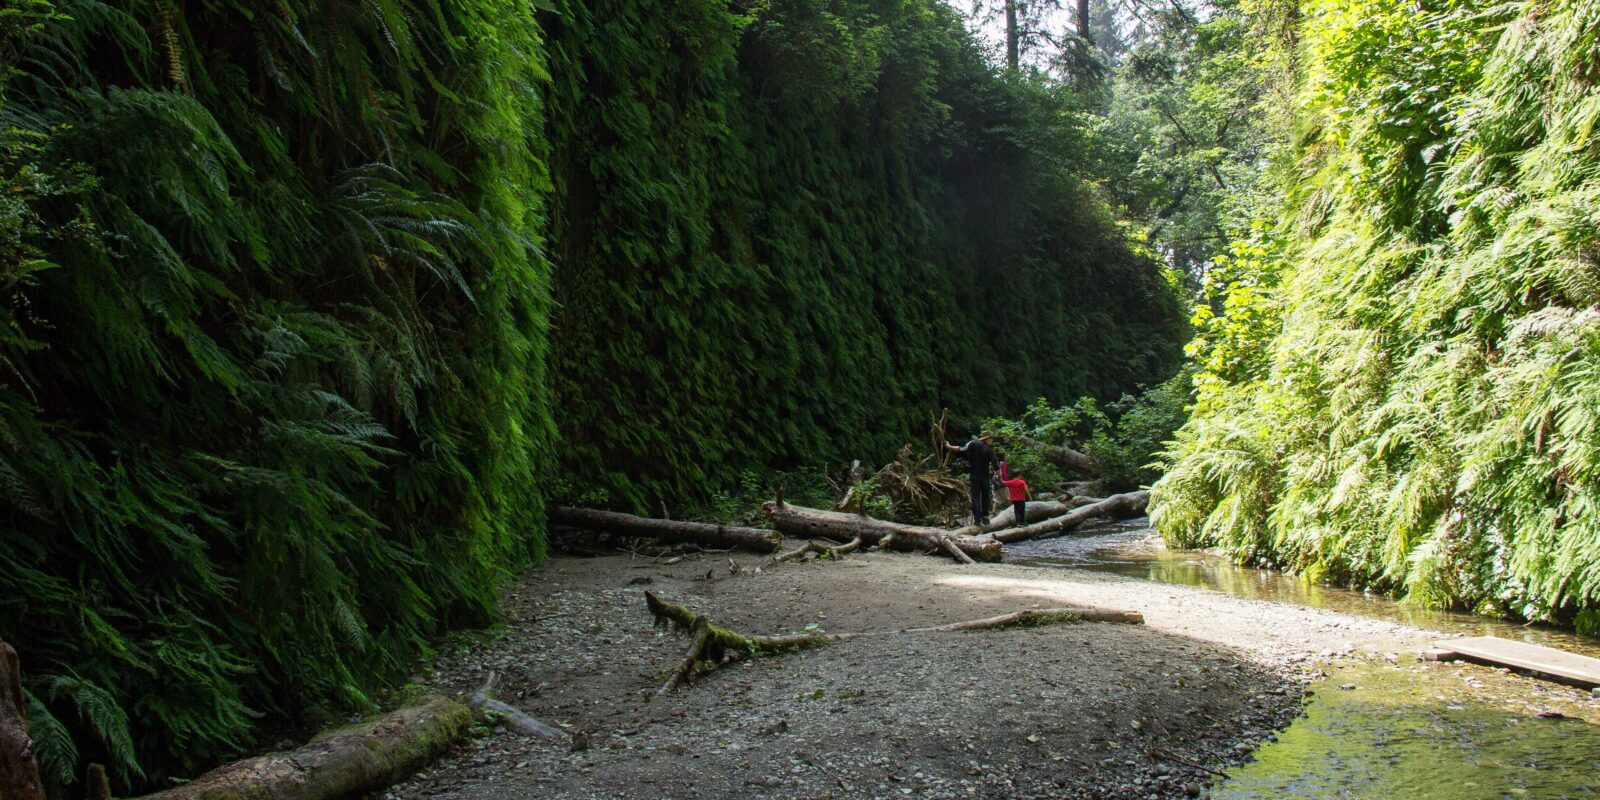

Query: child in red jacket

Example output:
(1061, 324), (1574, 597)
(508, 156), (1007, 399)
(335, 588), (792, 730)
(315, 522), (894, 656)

(1001, 473), (1030, 528)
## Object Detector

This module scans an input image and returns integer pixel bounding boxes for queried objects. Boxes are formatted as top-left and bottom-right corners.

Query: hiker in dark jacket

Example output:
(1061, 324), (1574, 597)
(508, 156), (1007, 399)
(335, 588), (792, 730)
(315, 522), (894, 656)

(945, 431), (999, 525)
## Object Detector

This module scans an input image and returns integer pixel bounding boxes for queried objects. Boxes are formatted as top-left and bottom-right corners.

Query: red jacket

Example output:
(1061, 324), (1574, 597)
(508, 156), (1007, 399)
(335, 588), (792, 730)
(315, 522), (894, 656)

(1002, 477), (1029, 502)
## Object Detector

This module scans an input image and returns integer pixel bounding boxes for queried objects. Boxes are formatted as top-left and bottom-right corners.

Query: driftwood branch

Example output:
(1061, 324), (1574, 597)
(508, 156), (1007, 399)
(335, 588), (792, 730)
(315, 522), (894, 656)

(140, 696), (472, 800)
(468, 672), (565, 739)
(1, 641), (45, 800)
(647, 592), (857, 696)
(550, 507), (782, 554)
(645, 593), (1141, 693)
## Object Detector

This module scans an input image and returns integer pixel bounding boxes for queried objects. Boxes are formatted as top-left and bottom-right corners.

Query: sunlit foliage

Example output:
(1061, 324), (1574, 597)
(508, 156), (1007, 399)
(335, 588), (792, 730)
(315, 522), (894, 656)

(1153, 0), (1600, 632)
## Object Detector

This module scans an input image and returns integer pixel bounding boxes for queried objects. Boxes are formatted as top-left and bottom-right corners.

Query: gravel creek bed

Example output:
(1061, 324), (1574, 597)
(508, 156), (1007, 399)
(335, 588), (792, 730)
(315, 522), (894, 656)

(381, 549), (1437, 800)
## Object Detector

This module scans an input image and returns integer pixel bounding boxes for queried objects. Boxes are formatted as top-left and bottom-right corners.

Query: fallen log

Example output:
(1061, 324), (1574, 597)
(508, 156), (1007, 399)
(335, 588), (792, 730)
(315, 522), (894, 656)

(645, 592), (1139, 693)
(1, 641), (46, 800)
(993, 491), (1151, 544)
(761, 501), (1001, 562)
(986, 500), (1068, 529)
(647, 592), (857, 695)
(1019, 435), (1097, 475)
(141, 696), (472, 800)
(550, 506), (782, 554)
(949, 496), (1104, 535)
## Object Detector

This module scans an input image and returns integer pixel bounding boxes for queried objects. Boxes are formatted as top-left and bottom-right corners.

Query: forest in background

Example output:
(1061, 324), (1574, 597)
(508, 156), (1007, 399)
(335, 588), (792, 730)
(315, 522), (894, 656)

(0, 0), (1184, 790)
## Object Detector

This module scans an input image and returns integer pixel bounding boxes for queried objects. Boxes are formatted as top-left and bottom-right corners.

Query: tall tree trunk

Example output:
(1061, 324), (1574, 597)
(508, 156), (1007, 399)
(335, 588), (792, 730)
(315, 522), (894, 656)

(1077, 0), (1091, 43)
(1005, 0), (1020, 71)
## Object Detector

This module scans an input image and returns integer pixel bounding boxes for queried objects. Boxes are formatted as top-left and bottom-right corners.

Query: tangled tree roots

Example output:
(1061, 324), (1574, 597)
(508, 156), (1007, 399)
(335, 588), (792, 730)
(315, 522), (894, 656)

(643, 592), (1142, 695)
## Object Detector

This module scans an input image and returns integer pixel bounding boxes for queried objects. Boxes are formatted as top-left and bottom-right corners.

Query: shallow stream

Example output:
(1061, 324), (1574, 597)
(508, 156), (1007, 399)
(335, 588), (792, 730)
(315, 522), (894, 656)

(1009, 520), (1600, 799)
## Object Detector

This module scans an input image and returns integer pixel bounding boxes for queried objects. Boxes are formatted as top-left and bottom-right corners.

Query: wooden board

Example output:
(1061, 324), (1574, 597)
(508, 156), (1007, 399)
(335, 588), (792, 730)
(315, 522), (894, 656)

(1431, 636), (1600, 688)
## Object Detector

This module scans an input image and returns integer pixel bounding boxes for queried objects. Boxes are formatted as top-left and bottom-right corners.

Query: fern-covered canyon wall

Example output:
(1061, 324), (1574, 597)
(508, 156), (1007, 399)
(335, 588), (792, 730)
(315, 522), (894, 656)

(0, 0), (1182, 789)
(541, 0), (1186, 508)
(1152, 0), (1600, 633)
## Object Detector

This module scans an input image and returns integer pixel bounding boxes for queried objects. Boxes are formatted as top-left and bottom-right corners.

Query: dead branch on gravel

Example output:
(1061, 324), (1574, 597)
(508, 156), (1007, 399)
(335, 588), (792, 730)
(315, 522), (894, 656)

(762, 501), (1001, 562)
(647, 592), (856, 696)
(1150, 746), (1231, 779)
(644, 592), (1141, 694)
(469, 672), (565, 739)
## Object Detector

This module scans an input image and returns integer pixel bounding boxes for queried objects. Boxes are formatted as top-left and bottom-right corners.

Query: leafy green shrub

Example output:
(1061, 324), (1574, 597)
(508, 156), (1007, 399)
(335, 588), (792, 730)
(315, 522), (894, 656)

(986, 373), (1190, 493)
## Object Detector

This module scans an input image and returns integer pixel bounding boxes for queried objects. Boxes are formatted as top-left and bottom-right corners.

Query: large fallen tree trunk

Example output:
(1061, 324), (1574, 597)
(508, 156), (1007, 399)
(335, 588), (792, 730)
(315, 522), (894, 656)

(1019, 436), (1097, 475)
(993, 491), (1150, 544)
(946, 496), (1104, 536)
(550, 507), (782, 554)
(645, 592), (1141, 694)
(761, 501), (1001, 562)
(1, 642), (46, 800)
(141, 696), (472, 800)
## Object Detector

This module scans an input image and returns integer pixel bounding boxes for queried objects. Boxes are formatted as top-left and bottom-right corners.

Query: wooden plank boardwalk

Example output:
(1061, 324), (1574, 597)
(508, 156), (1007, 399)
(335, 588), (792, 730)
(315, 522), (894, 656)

(1427, 636), (1600, 688)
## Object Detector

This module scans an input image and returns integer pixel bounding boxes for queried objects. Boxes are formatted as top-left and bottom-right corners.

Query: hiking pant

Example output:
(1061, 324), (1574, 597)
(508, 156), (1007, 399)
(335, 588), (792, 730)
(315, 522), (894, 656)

(1012, 500), (1027, 528)
(970, 473), (993, 524)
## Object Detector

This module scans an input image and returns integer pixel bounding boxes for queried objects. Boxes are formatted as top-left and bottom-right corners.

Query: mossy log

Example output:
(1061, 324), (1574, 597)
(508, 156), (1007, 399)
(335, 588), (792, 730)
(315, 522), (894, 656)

(992, 491), (1151, 544)
(1, 641), (46, 800)
(644, 592), (1139, 694)
(550, 507), (782, 554)
(139, 696), (472, 800)
(760, 502), (1001, 562)
(646, 592), (857, 695)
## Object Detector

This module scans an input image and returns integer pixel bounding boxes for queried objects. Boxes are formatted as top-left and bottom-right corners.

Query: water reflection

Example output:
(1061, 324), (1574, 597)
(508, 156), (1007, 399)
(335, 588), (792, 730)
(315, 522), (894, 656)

(1007, 518), (1600, 658)
(1215, 663), (1600, 799)
(1008, 519), (1600, 799)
